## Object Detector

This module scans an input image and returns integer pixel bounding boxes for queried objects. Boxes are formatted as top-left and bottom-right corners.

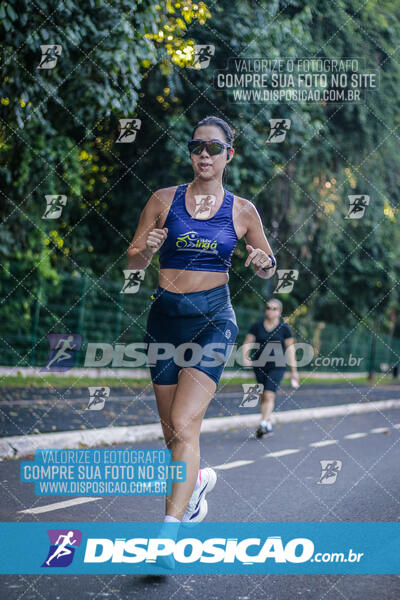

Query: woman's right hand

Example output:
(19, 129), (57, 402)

(146, 227), (168, 254)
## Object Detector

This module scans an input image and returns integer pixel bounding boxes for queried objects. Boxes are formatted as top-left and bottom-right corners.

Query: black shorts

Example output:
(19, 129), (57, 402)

(254, 366), (286, 392)
(144, 283), (238, 386)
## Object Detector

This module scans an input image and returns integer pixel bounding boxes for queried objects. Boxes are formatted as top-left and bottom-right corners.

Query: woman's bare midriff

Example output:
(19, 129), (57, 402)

(159, 268), (228, 293)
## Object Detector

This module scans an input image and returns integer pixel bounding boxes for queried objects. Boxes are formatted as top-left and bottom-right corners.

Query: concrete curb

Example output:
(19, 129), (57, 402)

(0, 366), (372, 379)
(1, 399), (400, 461)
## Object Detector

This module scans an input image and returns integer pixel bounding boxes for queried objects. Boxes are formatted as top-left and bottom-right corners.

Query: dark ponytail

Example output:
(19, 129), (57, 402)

(191, 115), (235, 185)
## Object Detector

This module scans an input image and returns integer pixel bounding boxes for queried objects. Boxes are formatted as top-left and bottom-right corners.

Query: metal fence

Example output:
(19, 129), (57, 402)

(1, 273), (399, 375)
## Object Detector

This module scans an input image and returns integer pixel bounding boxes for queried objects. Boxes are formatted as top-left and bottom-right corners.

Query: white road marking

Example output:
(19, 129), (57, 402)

(370, 427), (390, 434)
(212, 460), (254, 470)
(18, 497), (101, 514)
(344, 432), (368, 439)
(264, 449), (300, 458)
(393, 424), (400, 429)
(309, 439), (338, 447)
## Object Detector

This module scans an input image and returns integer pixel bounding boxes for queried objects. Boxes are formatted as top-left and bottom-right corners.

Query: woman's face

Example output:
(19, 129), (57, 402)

(190, 124), (233, 181)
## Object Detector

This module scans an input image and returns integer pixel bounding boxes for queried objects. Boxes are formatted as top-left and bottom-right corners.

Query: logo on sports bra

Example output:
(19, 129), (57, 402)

(176, 231), (218, 253)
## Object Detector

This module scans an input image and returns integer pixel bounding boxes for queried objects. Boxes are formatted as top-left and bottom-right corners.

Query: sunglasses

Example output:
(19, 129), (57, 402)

(187, 139), (231, 155)
(265, 305), (278, 310)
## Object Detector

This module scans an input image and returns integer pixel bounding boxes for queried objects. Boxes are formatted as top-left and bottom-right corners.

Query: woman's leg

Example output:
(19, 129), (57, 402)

(153, 382), (177, 447)
(253, 368), (276, 422)
(164, 367), (216, 519)
(260, 368), (286, 422)
(152, 382), (178, 517)
(260, 389), (276, 421)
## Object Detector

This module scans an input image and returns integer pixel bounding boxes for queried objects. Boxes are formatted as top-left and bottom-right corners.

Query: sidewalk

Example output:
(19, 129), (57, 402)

(1, 383), (399, 440)
(1, 398), (400, 460)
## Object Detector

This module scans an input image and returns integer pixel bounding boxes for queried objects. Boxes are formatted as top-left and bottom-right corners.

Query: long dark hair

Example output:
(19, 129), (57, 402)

(191, 115), (235, 185)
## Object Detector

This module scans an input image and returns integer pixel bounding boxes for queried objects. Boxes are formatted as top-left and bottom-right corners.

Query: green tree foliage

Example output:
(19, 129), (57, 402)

(1, 0), (399, 343)
(0, 0), (211, 332)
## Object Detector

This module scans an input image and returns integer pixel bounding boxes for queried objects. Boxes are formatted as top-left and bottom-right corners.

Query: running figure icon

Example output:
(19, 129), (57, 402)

(45, 335), (76, 370)
(45, 531), (77, 566)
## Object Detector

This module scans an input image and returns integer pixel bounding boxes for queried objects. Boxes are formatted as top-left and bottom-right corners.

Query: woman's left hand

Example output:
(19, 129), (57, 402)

(291, 370), (300, 389)
(245, 244), (274, 272)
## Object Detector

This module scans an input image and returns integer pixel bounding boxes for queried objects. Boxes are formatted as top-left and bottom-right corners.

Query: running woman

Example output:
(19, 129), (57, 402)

(127, 115), (277, 528)
(242, 298), (299, 437)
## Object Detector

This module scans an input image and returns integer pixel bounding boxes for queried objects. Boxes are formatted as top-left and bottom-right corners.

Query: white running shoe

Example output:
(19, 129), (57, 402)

(182, 468), (217, 526)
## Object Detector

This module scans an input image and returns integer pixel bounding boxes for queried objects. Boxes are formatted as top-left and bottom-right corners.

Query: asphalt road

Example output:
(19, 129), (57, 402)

(1, 409), (400, 599)
(1, 383), (400, 437)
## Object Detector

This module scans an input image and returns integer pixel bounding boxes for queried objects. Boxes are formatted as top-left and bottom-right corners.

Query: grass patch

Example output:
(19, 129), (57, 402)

(224, 376), (375, 386)
(0, 376), (151, 388)
(0, 374), (394, 388)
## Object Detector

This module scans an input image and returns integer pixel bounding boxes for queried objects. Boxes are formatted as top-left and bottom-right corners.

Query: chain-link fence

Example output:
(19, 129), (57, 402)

(1, 273), (399, 375)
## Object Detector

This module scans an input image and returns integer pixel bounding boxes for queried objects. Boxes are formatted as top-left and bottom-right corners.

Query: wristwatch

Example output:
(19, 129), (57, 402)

(261, 255), (276, 272)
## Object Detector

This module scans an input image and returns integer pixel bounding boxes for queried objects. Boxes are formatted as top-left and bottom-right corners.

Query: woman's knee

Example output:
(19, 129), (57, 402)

(160, 421), (175, 447)
(262, 390), (275, 402)
(169, 412), (201, 444)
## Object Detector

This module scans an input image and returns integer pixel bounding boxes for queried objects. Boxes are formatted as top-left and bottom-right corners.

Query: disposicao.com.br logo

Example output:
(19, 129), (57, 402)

(83, 535), (362, 565)
(18, 522), (376, 574)
(1, 522), (387, 574)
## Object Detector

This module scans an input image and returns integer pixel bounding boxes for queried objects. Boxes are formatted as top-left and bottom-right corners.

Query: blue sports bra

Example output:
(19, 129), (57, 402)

(159, 183), (239, 272)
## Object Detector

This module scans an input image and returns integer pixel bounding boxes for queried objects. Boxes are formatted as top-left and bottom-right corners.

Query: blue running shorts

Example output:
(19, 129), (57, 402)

(254, 366), (286, 392)
(144, 283), (238, 386)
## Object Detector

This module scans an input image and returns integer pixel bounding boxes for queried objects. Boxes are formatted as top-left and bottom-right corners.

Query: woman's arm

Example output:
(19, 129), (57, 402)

(284, 336), (299, 384)
(242, 202), (277, 279)
(126, 190), (168, 270)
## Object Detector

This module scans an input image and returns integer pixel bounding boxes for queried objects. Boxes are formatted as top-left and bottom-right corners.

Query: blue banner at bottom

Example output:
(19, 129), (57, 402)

(0, 522), (399, 574)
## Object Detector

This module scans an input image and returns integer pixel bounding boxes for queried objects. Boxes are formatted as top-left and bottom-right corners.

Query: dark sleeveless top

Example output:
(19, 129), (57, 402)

(159, 183), (239, 272)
